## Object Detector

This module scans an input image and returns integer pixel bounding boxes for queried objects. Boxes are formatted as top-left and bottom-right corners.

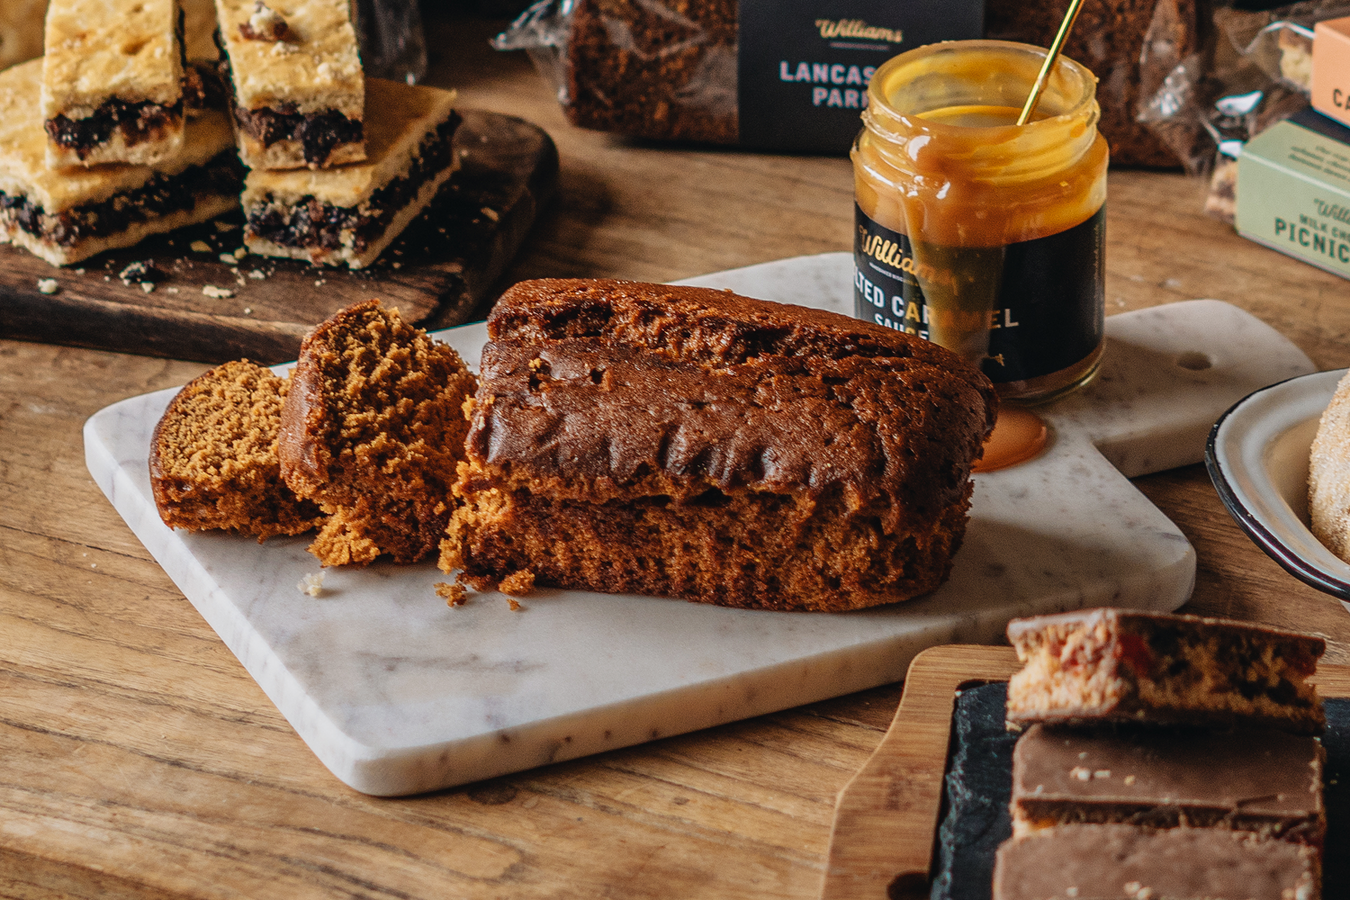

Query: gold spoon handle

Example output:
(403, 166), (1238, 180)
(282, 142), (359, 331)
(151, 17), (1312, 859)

(1016, 0), (1088, 126)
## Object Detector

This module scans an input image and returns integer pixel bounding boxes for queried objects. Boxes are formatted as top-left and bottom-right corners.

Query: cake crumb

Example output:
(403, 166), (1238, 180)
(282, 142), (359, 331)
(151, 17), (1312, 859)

(203, 285), (234, 299)
(219, 253), (238, 265)
(142, 282), (156, 293)
(298, 571), (325, 597)
(436, 581), (467, 607)
(249, 269), (267, 279)
(507, 597), (521, 611)
(1070, 766), (1091, 781)
(36, 278), (58, 294)
(190, 240), (212, 253)
(498, 570), (535, 595)
(214, 221), (238, 233)
(1124, 775), (1137, 786)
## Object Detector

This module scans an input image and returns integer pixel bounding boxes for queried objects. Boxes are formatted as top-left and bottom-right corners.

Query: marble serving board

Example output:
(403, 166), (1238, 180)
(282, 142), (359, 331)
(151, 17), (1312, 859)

(84, 253), (1314, 796)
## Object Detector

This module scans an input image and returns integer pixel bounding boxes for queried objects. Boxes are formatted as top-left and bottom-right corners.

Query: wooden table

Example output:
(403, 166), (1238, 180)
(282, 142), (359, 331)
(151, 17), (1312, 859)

(4, 14), (1349, 899)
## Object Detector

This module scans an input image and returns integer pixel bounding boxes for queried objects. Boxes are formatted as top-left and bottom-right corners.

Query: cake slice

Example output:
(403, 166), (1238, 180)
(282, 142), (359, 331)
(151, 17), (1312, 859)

(0, 59), (242, 267)
(1005, 608), (1326, 734)
(1010, 723), (1325, 841)
(41, 0), (185, 167)
(992, 825), (1320, 900)
(151, 360), (326, 541)
(441, 279), (998, 611)
(214, 0), (364, 169)
(241, 77), (460, 269)
(277, 299), (478, 566)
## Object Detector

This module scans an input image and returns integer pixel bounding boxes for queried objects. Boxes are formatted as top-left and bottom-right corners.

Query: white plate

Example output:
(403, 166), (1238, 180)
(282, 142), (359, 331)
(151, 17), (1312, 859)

(1207, 368), (1350, 611)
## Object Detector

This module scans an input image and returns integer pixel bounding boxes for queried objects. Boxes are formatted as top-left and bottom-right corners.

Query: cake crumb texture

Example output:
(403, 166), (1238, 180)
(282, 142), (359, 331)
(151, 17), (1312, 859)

(278, 298), (477, 566)
(150, 359), (325, 540)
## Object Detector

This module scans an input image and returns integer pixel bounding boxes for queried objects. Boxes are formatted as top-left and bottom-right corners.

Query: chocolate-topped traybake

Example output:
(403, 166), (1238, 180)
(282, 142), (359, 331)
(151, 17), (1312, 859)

(441, 278), (998, 611)
(41, 0), (186, 167)
(1010, 723), (1325, 841)
(213, 0), (365, 169)
(1005, 608), (1326, 734)
(992, 824), (1320, 900)
(241, 76), (459, 268)
(0, 59), (241, 267)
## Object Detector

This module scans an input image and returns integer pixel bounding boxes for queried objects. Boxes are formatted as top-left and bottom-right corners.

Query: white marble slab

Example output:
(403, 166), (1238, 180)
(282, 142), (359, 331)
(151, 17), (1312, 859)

(84, 252), (1314, 796)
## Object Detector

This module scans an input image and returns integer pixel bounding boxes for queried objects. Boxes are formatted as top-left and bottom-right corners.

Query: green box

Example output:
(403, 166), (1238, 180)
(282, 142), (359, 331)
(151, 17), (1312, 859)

(1236, 108), (1350, 279)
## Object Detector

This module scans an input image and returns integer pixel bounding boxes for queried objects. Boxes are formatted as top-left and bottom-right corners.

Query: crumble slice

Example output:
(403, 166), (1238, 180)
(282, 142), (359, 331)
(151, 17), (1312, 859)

(41, 0), (185, 167)
(214, 0), (365, 169)
(0, 59), (241, 267)
(242, 77), (460, 269)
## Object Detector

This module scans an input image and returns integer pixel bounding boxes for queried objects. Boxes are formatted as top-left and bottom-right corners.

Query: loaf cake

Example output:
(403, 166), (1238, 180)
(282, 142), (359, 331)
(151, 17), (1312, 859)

(41, 0), (186, 167)
(992, 824), (1320, 900)
(1309, 369), (1350, 562)
(1005, 608), (1327, 734)
(241, 76), (459, 269)
(278, 299), (477, 567)
(0, 59), (242, 266)
(441, 278), (998, 611)
(150, 359), (326, 540)
(562, 0), (737, 144)
(1010, 723), (1325, 841)
(213, 0), (365, 169)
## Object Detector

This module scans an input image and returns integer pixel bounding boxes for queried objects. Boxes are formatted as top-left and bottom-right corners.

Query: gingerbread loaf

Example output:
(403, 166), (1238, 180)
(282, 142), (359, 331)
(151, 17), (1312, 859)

(278, 299), (477, 567)
(150, 359), (325, 540)
(441, 278), (998, 611)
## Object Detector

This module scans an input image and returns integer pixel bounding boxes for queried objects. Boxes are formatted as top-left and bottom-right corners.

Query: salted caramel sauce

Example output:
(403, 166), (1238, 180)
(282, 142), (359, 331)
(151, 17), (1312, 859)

(974, 406), (1049, 472)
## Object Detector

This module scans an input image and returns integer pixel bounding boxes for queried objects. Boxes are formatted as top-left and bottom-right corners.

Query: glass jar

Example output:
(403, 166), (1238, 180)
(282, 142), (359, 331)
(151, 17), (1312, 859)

(852, 40), (1109, 403)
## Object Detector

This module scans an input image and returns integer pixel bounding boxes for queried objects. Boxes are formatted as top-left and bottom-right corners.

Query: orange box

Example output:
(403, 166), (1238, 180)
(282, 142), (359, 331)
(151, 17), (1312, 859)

(1313, 16), (1350, 128)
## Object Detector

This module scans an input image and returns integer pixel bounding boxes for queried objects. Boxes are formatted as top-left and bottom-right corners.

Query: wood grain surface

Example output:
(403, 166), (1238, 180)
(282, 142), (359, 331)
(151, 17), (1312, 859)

(0, 109), (557, 364)
(5, 11), (1350, 900)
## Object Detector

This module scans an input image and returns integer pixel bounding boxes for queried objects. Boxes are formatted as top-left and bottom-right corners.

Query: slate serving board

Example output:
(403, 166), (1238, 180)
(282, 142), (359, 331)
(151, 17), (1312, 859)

(0, 108), (557, 364)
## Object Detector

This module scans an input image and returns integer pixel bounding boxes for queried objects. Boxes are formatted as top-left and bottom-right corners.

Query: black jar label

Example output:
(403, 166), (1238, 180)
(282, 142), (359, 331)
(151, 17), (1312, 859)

(737, 1), (982, 155)
(853, 204), (1105, 385)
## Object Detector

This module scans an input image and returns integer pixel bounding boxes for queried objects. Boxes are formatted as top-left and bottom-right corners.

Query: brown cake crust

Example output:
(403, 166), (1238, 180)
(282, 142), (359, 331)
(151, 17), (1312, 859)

(278, 299), (477, 566)
(150, 359), (325, 540)
(442, 278), (997, 611)
(1005, 608), (1326, 734)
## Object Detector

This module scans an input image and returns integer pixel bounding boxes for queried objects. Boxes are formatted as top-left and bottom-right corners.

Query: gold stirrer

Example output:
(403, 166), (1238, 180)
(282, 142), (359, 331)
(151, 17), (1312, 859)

(1016, 0), (1088, 126)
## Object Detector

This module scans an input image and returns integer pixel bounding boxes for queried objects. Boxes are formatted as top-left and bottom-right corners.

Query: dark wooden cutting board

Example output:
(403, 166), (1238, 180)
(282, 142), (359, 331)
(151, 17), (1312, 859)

(0, 108), (557, 365)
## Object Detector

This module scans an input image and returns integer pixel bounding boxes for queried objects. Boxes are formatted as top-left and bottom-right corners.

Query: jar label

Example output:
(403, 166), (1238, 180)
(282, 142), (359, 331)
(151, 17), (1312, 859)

(853, 204), (1105, 385)
(736, 1), (982, 155)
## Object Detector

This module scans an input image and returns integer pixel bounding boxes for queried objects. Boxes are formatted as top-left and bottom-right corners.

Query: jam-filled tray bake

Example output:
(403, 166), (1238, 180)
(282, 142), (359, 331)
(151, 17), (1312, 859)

(1, 59), (238, 267)
(41, 0), (186, 168)
(213, 0), (365, 170)
(0, 107), (557, 363)
(241, 77), (460, 269)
